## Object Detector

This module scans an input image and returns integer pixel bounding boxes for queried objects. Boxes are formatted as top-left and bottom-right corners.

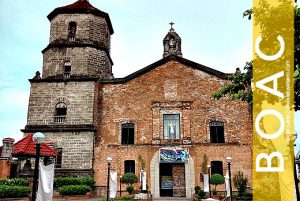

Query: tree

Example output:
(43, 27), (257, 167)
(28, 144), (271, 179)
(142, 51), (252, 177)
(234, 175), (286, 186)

(210, 173), (225, 192)
(212, 3), (300, 111)
(121, 173), (138, 187)
(201, 154), (208, 174)
(233, 171), (248, 197)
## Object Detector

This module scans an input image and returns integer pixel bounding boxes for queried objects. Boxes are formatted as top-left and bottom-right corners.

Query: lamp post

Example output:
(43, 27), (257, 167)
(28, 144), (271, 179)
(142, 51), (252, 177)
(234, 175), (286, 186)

(120, 175), (122, 197)
(293, 133), (300, 200)
(107, 157), (112, 201)
(226, 156), (232, 201)
(31, 132), (45, 201)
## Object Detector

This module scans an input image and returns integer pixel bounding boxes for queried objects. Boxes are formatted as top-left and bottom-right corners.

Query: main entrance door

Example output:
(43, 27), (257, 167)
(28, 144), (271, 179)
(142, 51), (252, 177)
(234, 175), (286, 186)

(159, 163), (186, 197)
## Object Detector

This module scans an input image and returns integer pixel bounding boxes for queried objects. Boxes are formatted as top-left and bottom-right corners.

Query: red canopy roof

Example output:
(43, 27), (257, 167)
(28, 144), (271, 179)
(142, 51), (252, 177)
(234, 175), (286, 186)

(12, 134), (58, 157)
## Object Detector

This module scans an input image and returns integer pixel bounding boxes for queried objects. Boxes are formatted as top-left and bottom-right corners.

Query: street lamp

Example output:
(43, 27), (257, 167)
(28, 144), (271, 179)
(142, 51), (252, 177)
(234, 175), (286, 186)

(120, 175), (122, 197)
(107, 157), (112, 201)
(31, 132), (45, 201)
(226, 156), (232, 201)
(207, 164), (211, 198)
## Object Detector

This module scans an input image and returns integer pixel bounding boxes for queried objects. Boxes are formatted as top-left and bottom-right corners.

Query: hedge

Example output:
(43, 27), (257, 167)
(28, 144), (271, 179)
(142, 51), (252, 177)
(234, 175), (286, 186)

(54, 177), (95, 188)
(0, 185), (31, 198)
(0, 178), (29, 186)
(58, 185), (92, 195)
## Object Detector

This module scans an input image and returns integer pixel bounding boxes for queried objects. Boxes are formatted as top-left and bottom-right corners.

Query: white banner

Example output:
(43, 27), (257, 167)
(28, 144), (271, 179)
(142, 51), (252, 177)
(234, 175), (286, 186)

(224, 170), (230, 198)
(37, 161), (54, 201)
(110, 171), (117, 198)
(203, 174), (209, 192)
(142, 172), (146, 191)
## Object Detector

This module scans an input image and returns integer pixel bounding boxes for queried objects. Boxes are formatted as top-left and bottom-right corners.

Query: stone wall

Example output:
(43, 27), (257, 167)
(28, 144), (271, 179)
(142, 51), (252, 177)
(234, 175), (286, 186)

(94, 60), (252, 192)
(49, 14), (110, 49)
(42, 47), (112, 79)
(27, 81), (95, 125)
(25, 131), (95, 169)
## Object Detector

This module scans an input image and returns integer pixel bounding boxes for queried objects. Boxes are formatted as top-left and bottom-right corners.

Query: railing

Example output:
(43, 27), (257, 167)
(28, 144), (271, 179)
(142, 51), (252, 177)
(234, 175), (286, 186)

(54, 116), (66, 123)
(64, 72), (70, 79)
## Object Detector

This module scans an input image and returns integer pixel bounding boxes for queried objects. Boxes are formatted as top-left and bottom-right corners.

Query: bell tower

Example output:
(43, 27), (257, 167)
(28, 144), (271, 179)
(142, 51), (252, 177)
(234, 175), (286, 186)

(43, 0), (114, 79)
(163, 22), (182, 58)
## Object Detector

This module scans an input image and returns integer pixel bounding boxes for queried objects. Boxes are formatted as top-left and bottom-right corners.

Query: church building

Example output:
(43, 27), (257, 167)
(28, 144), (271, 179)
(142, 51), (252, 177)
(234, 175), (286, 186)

(21, 0), (252, 198)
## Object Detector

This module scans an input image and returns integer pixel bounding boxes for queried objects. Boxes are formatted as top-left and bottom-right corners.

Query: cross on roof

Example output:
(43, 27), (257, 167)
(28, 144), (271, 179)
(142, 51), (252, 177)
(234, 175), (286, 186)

(169, 22), (175, 29)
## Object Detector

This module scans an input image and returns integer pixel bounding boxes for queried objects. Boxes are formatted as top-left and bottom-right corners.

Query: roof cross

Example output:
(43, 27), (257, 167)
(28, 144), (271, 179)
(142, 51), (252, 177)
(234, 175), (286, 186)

(169, 22), (175, 29)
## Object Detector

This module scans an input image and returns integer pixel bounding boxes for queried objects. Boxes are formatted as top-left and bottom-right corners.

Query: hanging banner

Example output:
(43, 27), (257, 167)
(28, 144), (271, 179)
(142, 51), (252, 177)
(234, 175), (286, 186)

(159, 148), (189, 163)
(253, 0), (294, 200)
(161, 176), (173, 189)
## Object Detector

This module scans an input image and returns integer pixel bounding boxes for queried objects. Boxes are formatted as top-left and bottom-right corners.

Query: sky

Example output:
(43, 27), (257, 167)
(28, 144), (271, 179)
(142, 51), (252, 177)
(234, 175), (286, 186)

(0, 0), (299, 149)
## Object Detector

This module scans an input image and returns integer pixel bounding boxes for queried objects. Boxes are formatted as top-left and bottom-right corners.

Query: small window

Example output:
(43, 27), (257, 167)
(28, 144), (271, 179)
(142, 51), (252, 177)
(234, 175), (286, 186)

(211, 161), (223, 176)
(64, 62), (71, 79)
(55, 148), (63, 168)
(124, 160), (135, 174)
(54, 102), (67, 123)
(68, 22), (77, 41)
(209, 121), (225, 143)
(121, 123), (134, 145)
(163, 114), (180, 139)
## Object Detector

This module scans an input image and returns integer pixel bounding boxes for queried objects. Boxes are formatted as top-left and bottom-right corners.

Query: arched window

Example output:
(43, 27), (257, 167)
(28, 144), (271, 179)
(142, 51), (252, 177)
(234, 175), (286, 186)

(54, 102), (67, 123)
(68, 22), (77, 41)
(209, 121), (225, 143)
(64, 61), (71, 79)
(121, 123), (134, 145)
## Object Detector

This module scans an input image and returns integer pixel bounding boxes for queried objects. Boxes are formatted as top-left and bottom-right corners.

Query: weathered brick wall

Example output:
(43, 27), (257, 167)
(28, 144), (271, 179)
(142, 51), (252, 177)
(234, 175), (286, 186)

(94, 60), (252, 188)
(0, 159), (11, 179)
(42, 47), (112, 79)
(49, 14), (110, 49)
(27, 81), (95, 125)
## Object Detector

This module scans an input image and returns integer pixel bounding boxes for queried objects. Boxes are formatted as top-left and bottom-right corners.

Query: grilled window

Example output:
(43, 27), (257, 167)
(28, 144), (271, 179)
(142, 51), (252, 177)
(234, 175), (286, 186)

(209, 121), (225, 143)
(55, 148), (63, 168)
(68, 22), (77, 41)
(121, 123), (134, 145)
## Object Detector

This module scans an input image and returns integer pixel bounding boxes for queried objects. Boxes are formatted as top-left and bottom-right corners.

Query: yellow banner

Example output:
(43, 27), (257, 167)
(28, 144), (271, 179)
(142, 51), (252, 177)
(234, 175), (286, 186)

(253, 0), (294, 200)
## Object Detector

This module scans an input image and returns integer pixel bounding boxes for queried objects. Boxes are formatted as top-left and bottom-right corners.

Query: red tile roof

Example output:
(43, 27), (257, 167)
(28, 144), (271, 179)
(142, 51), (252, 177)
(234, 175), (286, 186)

(12, 134), (58, 157)
(47, 0), (114, 34)
(61, 0), (97, 10)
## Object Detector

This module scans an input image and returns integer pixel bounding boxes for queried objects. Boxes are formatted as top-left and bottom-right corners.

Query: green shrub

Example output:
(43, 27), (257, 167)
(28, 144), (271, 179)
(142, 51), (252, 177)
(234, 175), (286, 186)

(126, 185), (134, 194)
(121, 173), (138, 186)
(0, 178), (29, 186)
(58, 185), (92, 195)
(233, 171), (248, 197)
(54, 177), (95, 188)
(197, 189), (206, 199)
(80, 176), (95, 188)
(210, 173), (225, 191)
(0, 185), (31, 198)
(194, 185), (201, 193)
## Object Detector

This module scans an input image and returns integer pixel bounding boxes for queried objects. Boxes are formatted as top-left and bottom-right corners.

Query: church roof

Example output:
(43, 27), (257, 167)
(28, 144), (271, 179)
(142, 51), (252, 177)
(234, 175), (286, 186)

(101, 55), (230, 84)
(12, 134), (58, 157)
(47, 0), (114, 34)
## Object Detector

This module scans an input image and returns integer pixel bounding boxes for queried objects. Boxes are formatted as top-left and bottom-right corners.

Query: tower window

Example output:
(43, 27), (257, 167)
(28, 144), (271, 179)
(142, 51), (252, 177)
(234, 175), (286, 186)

(124, 160), (135, 174)
(211, 161), (223, 176)
(209, 121), (225, 143)
(68, 22), (77, 41)
(163, 114), (180, 139)
(64, 62), (71, 79)
(121, 123), (134, 145)
(55, 148), (63, 168)
(54, 102), (67, 123)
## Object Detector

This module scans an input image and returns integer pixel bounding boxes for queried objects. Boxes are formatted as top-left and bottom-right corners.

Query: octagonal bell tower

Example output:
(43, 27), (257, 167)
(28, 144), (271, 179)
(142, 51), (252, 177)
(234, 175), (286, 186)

(43, 0), (114, 79)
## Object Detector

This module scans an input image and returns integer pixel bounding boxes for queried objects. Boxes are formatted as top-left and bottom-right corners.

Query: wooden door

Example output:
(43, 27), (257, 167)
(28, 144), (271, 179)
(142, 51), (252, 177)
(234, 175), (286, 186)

(172, 164), (185, 197)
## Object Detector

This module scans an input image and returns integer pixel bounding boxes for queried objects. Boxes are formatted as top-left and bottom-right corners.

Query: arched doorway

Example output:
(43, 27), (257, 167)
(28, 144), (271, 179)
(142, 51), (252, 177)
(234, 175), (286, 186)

(150, 149), (195, 198)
